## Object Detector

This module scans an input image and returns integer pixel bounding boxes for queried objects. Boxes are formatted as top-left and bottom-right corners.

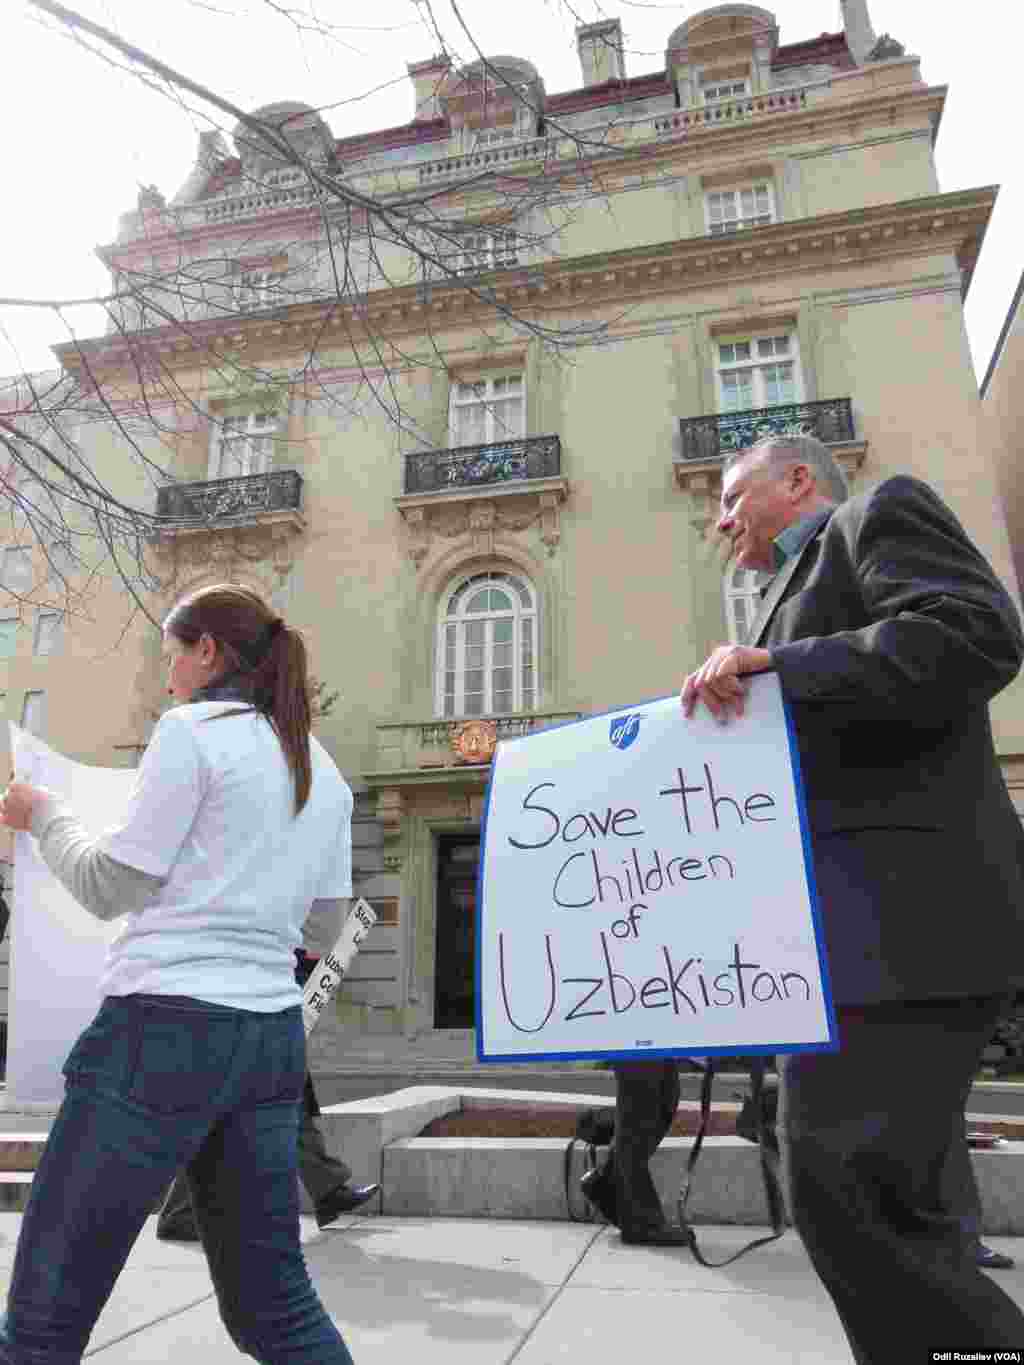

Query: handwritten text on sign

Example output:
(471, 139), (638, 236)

(477, 680), (835, 1061)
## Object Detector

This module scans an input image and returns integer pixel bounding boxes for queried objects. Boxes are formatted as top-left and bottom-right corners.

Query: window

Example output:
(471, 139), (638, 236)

(702, 79), (749, 103)
(450, 374), (525, 448)
(724, 565), (766, 645)
(474, 128), (518, 147)
(453, 230), (520, 277)
(716, 333), (801, 413)
(0, 620), (18, 661)
(1, 547), (33, 595)
(20, 690), (45, 737)
(33, 611), (63, 657)
(207, 411), (278, 480)
(44, 540), (76, 593)
(438, 571), (537, 718)
(233, 269), (286, 311)
(706, 183), (774, 236)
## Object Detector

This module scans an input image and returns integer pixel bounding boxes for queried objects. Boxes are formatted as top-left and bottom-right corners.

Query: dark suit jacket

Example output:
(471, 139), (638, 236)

(750, 475), (1024, 1006)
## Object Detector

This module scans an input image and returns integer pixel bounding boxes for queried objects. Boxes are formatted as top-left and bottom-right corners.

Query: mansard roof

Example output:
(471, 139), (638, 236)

(772, 30), (855, 71)
(186, 26), (853, 203)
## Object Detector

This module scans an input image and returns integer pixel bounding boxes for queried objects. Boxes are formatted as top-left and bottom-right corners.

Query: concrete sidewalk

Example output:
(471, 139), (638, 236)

(0, 1215), (1020, 1362)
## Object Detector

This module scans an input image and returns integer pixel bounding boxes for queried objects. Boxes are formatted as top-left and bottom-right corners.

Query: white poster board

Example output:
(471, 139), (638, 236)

(477, 678), (836, 1062)
(7, 724), (134, 1107)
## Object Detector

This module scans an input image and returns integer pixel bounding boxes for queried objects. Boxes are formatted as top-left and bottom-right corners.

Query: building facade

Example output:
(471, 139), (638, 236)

(3, 1), (1023, 1062)
(982, 270), (1024, 597)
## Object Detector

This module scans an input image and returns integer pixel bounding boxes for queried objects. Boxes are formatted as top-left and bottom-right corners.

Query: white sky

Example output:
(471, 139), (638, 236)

(2, 0), (1020, 386)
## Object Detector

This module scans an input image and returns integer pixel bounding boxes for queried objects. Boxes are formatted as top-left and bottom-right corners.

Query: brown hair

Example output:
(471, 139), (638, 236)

(164, 583), (312, 814)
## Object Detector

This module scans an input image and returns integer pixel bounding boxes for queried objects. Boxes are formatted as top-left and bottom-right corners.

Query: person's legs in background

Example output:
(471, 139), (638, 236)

(297, 1072), (380, 1229)
(946, 1063), (1015, 1271)
(582, 1060), (684, 1244)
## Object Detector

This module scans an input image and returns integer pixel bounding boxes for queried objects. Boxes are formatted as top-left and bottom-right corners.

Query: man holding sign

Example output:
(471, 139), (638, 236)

(681, 434), (1024, 1360)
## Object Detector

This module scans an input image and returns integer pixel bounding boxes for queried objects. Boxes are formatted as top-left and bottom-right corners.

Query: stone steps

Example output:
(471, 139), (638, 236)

(2, 1094), (1023, 1233)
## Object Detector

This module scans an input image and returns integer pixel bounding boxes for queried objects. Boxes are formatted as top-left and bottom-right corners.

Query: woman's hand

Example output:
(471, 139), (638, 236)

(0, 781), (55, 833)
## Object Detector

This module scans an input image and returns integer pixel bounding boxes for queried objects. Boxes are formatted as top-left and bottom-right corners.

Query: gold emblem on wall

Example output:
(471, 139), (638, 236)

(450, 719), (498, 765)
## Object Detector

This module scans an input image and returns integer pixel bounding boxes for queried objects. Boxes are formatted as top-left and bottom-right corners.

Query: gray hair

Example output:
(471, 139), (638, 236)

(725, 433), (848, 504)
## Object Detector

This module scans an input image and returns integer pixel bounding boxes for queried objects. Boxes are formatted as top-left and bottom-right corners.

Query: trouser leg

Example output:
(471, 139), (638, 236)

(778, 997), (1024, 1363)
(297, 1105), (352, 1206)
(0, 1081), (198, 1363)
(156, 1168), (198, 1237)
(189, 1099), (354, 1364)
(609, 1061), (680, 1237)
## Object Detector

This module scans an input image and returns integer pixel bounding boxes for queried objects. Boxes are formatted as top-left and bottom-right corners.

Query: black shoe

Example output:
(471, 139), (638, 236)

(579, 1168), (617, 1224)
(620, 1225), (692, 1247)
(156, 1220), (200, 1244)
(977, 1243), (1015, 1270)
(314, 1182), (381, 1230)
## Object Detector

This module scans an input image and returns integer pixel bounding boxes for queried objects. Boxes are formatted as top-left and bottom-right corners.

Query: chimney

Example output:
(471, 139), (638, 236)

(840, 0), (878, 65)
(408, 55), (452, 121)
(576, 19), (626, 88)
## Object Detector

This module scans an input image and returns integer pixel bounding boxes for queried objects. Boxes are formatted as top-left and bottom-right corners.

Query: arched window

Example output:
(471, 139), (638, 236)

(724, 565), (765, 644)
(437, 570), (537, 718)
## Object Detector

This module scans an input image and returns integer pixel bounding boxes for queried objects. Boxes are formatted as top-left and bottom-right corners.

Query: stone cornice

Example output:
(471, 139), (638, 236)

(57, 188), (994, 377)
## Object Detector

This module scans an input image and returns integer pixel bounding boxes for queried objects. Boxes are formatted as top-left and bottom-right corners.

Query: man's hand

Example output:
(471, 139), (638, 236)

(681, 645), (773, 722)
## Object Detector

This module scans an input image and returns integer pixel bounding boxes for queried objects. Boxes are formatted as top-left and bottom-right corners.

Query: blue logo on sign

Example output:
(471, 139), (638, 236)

(609, 714), (642, 750)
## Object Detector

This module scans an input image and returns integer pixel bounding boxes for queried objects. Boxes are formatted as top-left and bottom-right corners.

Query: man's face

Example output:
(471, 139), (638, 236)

(717, 454), (801, 572)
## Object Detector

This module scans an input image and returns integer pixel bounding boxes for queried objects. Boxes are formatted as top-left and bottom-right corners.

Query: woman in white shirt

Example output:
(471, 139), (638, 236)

(0, 583), (356, 1364)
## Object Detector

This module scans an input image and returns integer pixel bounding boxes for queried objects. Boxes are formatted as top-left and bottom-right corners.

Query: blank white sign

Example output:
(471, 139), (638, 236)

(7, 724), (132, 1107)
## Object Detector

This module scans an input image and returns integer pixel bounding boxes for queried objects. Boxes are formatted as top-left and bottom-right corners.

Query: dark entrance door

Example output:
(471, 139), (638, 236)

(434, 835), (480, 1028)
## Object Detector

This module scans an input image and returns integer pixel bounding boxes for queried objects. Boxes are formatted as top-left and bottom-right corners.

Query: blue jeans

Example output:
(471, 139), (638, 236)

(0, 995), (354, 1364)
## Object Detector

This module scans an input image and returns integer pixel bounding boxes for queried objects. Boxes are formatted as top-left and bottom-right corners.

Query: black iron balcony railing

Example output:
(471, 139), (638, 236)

(403, 434), (561, 495)
(678, 398), (855, 462)
(156, 470), (303, 525)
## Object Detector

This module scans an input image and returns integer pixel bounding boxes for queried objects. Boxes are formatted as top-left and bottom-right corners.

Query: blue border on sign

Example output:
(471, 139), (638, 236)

(475, 687), (838, 1063)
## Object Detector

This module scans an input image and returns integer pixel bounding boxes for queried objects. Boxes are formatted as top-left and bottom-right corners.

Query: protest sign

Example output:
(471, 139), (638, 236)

(301, 897), (377, 1034)
(477, 677), (835, 1062)
(7, 724), (131, 1107)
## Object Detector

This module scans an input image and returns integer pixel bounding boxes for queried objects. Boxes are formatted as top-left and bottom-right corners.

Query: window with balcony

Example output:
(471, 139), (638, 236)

(702, 79), (749, 103)
(706, 183), (774, 236)
(716, 333), (801, 413)
(33, 610), (63, 657)
(724, 565), (766, 645)
(437, 570), (537, 718)
(450, 374), (525, 448)
(207, 411), (279, 480)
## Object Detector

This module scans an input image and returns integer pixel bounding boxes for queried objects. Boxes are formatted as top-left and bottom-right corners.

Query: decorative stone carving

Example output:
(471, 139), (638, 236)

(395, 476), (569, 568)
(450, 719), (497, 765)
(377, 788), (404, 839)
(538, 490), (563, 554)
(468, 500), (497, 556)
